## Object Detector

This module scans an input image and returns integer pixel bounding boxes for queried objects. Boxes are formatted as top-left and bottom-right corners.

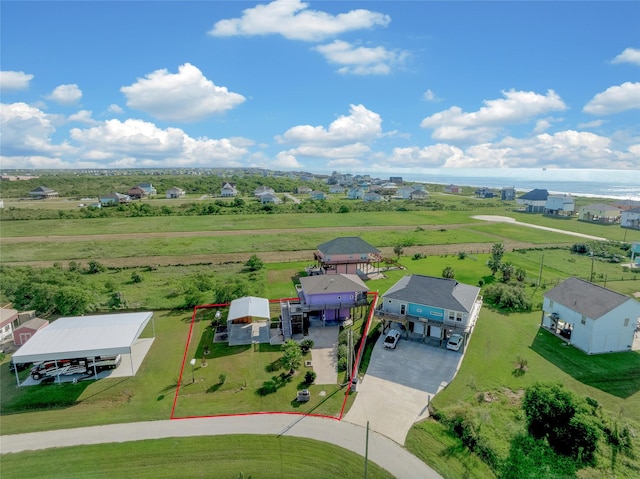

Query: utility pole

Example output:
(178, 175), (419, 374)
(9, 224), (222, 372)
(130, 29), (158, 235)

(590, 253), (595, 282)
(538, 254), (544, 287)
(364, 421), (369, 479)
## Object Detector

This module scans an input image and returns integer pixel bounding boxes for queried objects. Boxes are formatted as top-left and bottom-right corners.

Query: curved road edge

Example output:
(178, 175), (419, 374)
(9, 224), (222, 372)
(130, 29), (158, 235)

(0, 415), (442, 479)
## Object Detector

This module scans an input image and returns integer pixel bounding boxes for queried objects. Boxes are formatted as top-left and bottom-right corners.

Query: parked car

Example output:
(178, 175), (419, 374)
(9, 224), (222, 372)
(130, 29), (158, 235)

(383, 329), (401, 349)
(446, 334), (464, 351)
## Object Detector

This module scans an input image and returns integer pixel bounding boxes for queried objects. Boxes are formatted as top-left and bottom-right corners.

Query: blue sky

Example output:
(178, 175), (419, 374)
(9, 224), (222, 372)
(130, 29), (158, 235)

(1, 1), (639, 174)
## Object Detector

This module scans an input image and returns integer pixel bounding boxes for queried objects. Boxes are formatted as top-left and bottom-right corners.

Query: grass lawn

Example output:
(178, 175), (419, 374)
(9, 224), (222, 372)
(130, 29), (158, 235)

(406, 308), (640, 478)
(0, 435), (394, 479)
(173, 329), (351, 419)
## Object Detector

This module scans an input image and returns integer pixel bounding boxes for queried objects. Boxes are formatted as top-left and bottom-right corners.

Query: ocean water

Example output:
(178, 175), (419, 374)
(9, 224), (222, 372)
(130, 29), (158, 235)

(396, 168), (640, 201)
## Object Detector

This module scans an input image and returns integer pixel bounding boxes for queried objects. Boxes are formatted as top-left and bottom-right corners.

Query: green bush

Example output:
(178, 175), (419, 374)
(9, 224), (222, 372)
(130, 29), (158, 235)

(304, 371), (316, 385)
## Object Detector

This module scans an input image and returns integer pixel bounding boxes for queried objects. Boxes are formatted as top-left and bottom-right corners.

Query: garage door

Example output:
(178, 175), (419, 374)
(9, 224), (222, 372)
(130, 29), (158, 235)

(430, 326), (441, 338)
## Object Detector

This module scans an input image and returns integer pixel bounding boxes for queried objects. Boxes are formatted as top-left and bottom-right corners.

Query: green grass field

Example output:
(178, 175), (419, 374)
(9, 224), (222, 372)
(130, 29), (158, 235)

(2, 191), (640, 476)
(0, 435), (394, 479)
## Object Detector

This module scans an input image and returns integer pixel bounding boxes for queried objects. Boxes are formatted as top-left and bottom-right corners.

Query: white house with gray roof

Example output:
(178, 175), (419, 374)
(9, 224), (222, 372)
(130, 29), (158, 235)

(376, 275), (482, 346)
(542, 277), (640, 354)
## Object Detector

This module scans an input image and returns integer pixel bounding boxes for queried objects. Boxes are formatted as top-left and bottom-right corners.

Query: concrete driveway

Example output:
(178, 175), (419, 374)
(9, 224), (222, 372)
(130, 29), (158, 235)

(344, 336), (463, 445)
(307, 326), (339, 385)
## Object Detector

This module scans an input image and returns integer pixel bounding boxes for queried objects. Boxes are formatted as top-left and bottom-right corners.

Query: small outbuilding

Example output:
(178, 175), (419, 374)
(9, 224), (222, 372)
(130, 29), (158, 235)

(13, 318), (49, 346)
(227, 296), (270, 324)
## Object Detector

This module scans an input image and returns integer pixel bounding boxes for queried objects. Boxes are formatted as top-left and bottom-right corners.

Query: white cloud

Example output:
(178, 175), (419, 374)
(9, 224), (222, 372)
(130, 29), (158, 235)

(69, 119), (250, 166)
(273, 151), (303, 168)
(423, 89), (440, 102)
(278, 104), (382, 146)
(0, 102), (72, 157)
(583, 82), (640, 115)
(314, 40), (408, 75)
(209, 0), (390, 42)
(387, 144), (466, 167)
(68, 110), (98, 125)
(47, 84), (83, 105)
(577, 119), (606, 129)
(0, 155), (77, 169)
(120, 63), (245, 122)
(0, 71), (34, 91)
(611, 48), (640, 65)
(108, 104), (124, 114)
(421, 89), (567, 142)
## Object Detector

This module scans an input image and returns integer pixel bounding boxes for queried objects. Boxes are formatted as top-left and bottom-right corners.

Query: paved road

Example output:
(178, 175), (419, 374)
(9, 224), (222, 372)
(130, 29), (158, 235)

(1, 415), (442, 478)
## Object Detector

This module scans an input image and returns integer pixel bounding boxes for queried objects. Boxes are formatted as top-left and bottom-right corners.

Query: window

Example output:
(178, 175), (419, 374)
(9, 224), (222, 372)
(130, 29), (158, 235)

(336, 296), (341, 300)
(448, 312), (455, 321)
(549, 300), (554, 308)
(624, 318), (630, 327)
(581, 316), (586, 325)
(456, 313), (463, 322)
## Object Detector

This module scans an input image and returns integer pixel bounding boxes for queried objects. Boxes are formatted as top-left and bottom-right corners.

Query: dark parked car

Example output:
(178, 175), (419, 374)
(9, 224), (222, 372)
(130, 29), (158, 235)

(560, 328), (572, 339)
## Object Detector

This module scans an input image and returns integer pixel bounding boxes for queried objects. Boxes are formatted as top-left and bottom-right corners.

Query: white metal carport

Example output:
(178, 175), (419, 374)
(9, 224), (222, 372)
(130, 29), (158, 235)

(227, 296), (270, 322)
(11, 312), (155, 386)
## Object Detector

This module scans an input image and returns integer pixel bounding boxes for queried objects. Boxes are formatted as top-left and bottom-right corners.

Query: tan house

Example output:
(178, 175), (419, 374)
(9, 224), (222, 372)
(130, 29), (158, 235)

(578, 204), (621, 224)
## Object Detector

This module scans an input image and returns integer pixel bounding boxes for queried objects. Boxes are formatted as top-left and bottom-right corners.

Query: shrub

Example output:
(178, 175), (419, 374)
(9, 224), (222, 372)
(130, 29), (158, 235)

(458, 251), (468, 260)
(300, 338), (314, 352)
(412, 253), (427, 260)
(304, 371), (316, 385)
(218, 372), (227, 384)
(130, 272), (143, 283)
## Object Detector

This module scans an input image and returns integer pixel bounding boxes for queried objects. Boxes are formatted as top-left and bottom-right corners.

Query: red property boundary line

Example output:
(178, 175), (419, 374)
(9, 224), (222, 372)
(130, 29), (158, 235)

(170, 292), (378, 422)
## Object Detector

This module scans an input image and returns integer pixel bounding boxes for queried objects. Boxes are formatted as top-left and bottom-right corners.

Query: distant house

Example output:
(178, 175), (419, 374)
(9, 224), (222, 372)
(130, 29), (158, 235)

(363, 191), (383, 202)
(389, 176), (403, 185)
(99, 192), (131, 206)
(541, 277), (640, 354)
(578, 204), (620, 224)
(347, 187), (364, 200)
(0, 307), (18, 342)
(329, 185), (344, 194)
(395, 186), (415, 199)
(254, 186), (275, 197)
(315, 237), (382, 275)
(290, 273), (369, 323)
(517, 188), (549, 213)
(13, 317), (49, 346)
(544, 194), (575, 217)
(259, 193), (281, 204)
(375, 275), (482, 347)
(475, 187), (495, 198)
(410, 189), (429, 200)
(621, 207), (640, 230)
(28, 186), (58, 199)
(444, 184), (461, 194)
(137, 183), (157, 196)
(501, 187), (516, 201)
(296, 186), (312, 195)
(309, 190), (327, 200)
(166, 187), (186, 199)
(127, 186), (146, 199)
(221, 182), (238, 197)
(379, 182), (398, 195)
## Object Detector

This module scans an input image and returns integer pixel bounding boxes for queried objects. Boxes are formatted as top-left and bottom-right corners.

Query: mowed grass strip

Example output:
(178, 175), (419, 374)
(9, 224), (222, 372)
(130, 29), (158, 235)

(0, 435), (394, 479)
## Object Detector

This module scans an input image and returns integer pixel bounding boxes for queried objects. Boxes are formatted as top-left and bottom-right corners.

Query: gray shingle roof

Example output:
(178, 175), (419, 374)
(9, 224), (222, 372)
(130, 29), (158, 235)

(518, 188), (549, 201)
(382, 275), (480, 313)
(544, 277), (633, 319)
(300, 274), (368, 295)
(317, 237), (380, 255)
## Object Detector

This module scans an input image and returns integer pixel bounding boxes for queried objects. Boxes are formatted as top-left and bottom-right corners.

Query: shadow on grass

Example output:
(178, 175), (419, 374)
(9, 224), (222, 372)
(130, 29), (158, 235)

(266, 357), (283, 373)
(1, 380), (93, 414)
(256, 373), (292, 396)
(206, 383), (223, 393)
(530, 328), (640, 398)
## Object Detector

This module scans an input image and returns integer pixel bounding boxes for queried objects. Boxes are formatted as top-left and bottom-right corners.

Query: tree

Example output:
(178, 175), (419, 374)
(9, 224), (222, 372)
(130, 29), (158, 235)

(515, 267), (527, 282)
(501, 262), (515, 282)
(87, 260), (106, 274)
(487, 242), (505, 275)
(522, 382), (599, 464)
(243, 254), (264, 272)
(393, 244), (404, 259)
(281, 339), (302, 374)
(442, 266), (455, 279)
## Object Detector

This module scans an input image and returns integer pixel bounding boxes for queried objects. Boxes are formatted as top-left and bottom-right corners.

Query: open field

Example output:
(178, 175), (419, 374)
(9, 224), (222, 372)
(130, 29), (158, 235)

(2, 190), (640, 477)
(0, 435), (394, 479)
